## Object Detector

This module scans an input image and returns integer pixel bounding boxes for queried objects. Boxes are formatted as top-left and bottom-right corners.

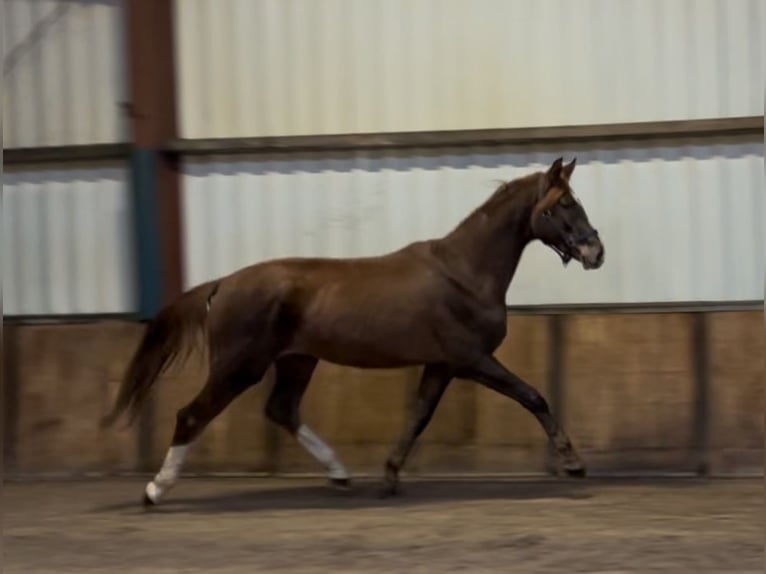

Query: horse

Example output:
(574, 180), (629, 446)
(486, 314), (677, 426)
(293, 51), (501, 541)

(102, 156), (604, 505)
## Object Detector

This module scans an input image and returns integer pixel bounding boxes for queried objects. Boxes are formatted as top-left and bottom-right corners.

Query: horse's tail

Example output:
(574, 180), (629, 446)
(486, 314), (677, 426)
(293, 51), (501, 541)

(100, 280), (220, 429)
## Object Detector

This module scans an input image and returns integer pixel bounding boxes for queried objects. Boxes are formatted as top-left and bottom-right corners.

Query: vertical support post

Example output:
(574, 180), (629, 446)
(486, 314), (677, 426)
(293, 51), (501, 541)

(126, 0), (183, 320)
(130, 150), (163, 319)
(125, 0), (182, 470)
(691, 313), (711, 476)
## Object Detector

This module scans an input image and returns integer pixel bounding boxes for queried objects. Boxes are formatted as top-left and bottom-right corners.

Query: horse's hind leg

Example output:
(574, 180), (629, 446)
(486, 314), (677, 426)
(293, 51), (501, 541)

(265, 354), (351, 489)
(143, 348), (272, 506)
(380, 363), (453, 497)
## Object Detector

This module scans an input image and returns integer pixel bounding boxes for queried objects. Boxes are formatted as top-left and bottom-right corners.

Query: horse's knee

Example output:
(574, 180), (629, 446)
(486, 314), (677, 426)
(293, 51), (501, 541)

(524, 391), (549, 415)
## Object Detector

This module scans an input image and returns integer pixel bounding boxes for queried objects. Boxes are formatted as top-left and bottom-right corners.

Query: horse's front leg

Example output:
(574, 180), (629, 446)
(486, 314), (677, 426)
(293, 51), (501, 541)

(459, 355), (586, 477)
(380, 363), (453, 497)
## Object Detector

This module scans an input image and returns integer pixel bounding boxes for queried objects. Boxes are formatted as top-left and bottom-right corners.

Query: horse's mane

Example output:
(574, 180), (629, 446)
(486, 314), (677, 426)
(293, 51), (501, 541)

(446, 172), (541, 238)
(471, 172), (540, 218)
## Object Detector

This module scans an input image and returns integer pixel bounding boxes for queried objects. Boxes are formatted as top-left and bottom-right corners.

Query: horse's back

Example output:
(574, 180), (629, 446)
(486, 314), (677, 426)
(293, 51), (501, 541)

(218, 246), (445, 366)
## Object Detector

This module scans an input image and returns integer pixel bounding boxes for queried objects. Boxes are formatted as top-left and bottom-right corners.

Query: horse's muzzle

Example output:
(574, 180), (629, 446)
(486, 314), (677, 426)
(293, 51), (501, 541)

(577, 240), (604, 270)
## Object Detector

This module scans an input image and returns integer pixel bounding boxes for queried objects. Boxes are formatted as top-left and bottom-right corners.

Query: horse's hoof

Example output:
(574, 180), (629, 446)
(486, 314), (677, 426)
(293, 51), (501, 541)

(329, 477), (352, 491)
(564, 465), (587, 478)
(142, 493), (157, 508)
(378, 482), (400, 499)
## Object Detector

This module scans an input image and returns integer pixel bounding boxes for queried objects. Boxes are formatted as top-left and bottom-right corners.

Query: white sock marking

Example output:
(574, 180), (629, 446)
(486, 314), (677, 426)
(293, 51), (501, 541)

(296, 424), (349, 480)
(145, 444), (189, 503)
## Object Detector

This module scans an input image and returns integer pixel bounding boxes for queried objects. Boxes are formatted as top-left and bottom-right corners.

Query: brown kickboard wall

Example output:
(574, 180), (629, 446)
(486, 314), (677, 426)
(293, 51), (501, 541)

(562, 313), (698, 474)
(707, 311), (764, 475)
(4, 310), (763, 477)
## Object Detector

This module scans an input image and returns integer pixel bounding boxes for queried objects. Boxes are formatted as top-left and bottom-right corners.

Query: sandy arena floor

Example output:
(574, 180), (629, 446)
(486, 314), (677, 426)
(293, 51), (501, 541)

(3, 476), (762, 573)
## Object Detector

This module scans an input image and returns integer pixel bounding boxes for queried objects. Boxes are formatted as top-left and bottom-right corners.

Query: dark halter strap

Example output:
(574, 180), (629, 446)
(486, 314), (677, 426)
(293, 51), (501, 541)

(540, 210), (599, 266)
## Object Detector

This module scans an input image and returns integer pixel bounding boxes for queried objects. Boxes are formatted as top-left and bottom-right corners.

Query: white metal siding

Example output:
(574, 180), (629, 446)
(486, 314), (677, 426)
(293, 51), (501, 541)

(174, 0), (764, 139)
(3, 164), (137, 315)
(180, 139), (764, 305)
(3, 0), (128, 148)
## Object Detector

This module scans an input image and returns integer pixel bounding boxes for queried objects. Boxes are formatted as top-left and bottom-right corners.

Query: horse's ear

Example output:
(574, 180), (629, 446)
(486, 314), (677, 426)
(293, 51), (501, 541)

(547, 157), (564, 179)
(561, 157), (576, 181)
(540, 157), (564, 195)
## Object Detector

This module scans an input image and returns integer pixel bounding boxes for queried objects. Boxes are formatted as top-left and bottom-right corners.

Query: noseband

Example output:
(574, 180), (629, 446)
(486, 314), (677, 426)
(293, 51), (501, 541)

(540, 209), (599, 265)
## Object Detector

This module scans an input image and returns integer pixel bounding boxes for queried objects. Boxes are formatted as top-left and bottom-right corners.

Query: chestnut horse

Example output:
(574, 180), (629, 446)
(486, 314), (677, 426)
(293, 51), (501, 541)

(103, 157), (604, 505)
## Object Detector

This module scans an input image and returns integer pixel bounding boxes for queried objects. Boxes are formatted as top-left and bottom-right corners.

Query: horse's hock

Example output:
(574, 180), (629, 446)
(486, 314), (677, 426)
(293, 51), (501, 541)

(3, 310), (763, 477)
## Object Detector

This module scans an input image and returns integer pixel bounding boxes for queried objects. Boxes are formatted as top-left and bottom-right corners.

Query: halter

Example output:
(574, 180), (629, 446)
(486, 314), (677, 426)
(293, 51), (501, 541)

(540, 209), (600, 266)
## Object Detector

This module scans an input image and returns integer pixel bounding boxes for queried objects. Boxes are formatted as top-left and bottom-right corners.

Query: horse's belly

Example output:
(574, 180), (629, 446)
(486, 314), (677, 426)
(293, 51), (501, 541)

(288, 312), (442, 368)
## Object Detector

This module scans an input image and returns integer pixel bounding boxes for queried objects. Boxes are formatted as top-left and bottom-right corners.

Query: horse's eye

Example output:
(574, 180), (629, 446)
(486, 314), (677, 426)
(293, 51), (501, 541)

(542, 209), (552, 218)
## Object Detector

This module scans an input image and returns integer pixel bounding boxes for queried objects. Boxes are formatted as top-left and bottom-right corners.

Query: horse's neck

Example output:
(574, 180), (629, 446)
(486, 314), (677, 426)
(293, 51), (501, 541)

(438, 181), (536, 301)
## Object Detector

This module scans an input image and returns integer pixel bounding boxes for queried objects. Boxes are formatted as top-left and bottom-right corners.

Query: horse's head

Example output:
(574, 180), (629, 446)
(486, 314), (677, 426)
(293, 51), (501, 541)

(531, 157), (604, 270)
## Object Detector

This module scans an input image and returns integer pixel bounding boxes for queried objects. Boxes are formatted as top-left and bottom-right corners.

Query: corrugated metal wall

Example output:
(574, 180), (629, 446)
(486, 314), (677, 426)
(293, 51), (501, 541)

(174, 0), (764, 138)
(3, 164), (137, 315)
(181, 138), (764, 305)
(5, 1), (762, 315)
(3, 0), (135, 317)
(3, 0), (128, 147)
